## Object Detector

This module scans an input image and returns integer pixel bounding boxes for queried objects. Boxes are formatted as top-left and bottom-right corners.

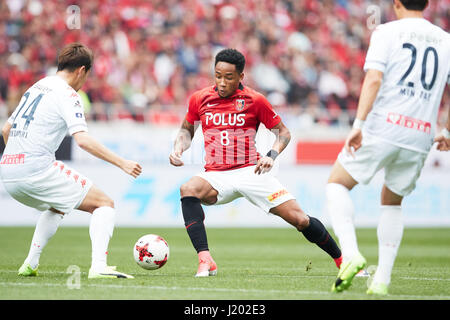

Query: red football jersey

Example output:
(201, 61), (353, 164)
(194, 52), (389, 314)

(185, 84), (281, 171)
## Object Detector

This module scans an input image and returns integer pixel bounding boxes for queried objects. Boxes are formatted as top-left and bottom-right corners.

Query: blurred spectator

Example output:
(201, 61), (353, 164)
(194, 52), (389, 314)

(0, 0), (448, 126)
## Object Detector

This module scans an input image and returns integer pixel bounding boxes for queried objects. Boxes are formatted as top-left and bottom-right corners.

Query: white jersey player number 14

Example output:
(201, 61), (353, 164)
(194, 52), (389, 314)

(10, 92), (44, 138)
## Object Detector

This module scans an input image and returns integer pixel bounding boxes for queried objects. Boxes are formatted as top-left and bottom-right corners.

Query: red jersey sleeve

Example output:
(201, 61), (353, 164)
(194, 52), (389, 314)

(256, 94), (281, 129)
(185, 92), (200, 125)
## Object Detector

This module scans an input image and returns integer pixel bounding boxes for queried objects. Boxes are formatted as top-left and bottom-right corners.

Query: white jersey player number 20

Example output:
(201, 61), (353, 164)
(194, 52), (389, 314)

(398, 42), (438, 95)
(363, 19), (450, 154)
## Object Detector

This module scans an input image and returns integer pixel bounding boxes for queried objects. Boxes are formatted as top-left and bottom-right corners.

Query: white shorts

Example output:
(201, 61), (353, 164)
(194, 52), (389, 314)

(337, 134), (428, 197)
(196, 165), (295, 213)
(2, 161), (93, 214)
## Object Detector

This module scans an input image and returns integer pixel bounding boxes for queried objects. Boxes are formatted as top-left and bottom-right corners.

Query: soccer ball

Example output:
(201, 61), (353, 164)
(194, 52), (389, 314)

(133, 234), (170, 270)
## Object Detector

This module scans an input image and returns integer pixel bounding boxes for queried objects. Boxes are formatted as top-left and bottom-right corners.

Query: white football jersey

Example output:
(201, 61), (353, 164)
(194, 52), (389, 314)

(363, 18), (450, 153)
(0, 75), (88, 180)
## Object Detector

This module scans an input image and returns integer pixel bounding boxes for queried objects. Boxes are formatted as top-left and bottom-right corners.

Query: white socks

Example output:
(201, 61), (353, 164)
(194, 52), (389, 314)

(89, 206), (116, 272)
(327, 182), (404, 286)
(24, 206), (117, 273)
(326, 183), (360, 262)
(373, 205), (403, 285)
(25, 210), (64, 269)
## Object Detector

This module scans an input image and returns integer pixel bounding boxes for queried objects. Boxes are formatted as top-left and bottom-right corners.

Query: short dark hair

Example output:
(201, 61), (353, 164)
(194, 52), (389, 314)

(57, 42), (94, 72)
(215, 48), (246, 74)
(399, 0), (428, 11)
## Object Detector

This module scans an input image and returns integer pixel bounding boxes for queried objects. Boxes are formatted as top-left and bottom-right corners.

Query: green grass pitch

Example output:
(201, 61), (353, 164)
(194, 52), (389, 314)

(0, 227), (449, 300)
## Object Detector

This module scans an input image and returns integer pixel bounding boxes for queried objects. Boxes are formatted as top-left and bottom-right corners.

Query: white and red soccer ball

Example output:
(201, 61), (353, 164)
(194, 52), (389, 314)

(133, 234), (169, 270)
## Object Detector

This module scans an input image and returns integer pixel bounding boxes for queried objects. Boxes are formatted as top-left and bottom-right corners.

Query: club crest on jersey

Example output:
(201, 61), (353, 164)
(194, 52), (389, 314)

(235, 99), (245, 111)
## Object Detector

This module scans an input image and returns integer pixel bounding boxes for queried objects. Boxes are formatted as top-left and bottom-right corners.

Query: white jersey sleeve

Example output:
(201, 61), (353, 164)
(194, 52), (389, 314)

(364, 24), (392, 73)
(57, 88), (88, 135)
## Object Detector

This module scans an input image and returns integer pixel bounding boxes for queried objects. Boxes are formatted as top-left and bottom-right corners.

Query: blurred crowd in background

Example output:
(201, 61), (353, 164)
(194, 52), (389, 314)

(0, 0), (448, 128)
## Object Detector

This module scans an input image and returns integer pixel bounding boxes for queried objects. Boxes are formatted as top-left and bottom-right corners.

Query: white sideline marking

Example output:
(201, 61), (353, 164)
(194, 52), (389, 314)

(400, 277), (450, 282)
(0, 281), (325, 295)
(1, 282), (449, 300)
(2, 269), (450, 282)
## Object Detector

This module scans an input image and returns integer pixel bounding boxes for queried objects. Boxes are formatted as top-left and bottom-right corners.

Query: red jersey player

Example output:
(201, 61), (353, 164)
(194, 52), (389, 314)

(169, 48), (342, 277)
(184, 81), (281, 172)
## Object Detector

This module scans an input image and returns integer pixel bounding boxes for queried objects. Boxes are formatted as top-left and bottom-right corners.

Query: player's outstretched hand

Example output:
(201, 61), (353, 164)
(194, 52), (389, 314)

(169, 151), (184, 167)
(254, 156), (274, 175)
(434, 135), (450, 151)
(345, 128), (363, 158)
(121, 160), (142, 178)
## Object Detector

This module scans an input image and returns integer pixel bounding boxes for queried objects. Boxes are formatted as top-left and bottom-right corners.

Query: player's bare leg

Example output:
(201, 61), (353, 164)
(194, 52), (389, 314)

(326, 161), (367, 292)
(180, 176), (218, 277)
(381, 185), (403, 206)
(269, 199), (309, 230)
(269, 199), (343, 269)
(77, 185), (114, 213)
(328, 161), (359, 190)
(180, 176), (219, 205)
(18, 208), (65, 276)
(367, 185), (403, 295)
(77, 185), (133, 279)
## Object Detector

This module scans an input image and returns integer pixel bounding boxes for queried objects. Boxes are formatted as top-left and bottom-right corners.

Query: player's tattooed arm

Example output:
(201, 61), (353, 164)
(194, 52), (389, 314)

(170, 118), (196, 167)
(175, 118), (195, 152)
(255, 121), (291, 174)
(271, 121), (291, 155)
(182, 118), (195, 139)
